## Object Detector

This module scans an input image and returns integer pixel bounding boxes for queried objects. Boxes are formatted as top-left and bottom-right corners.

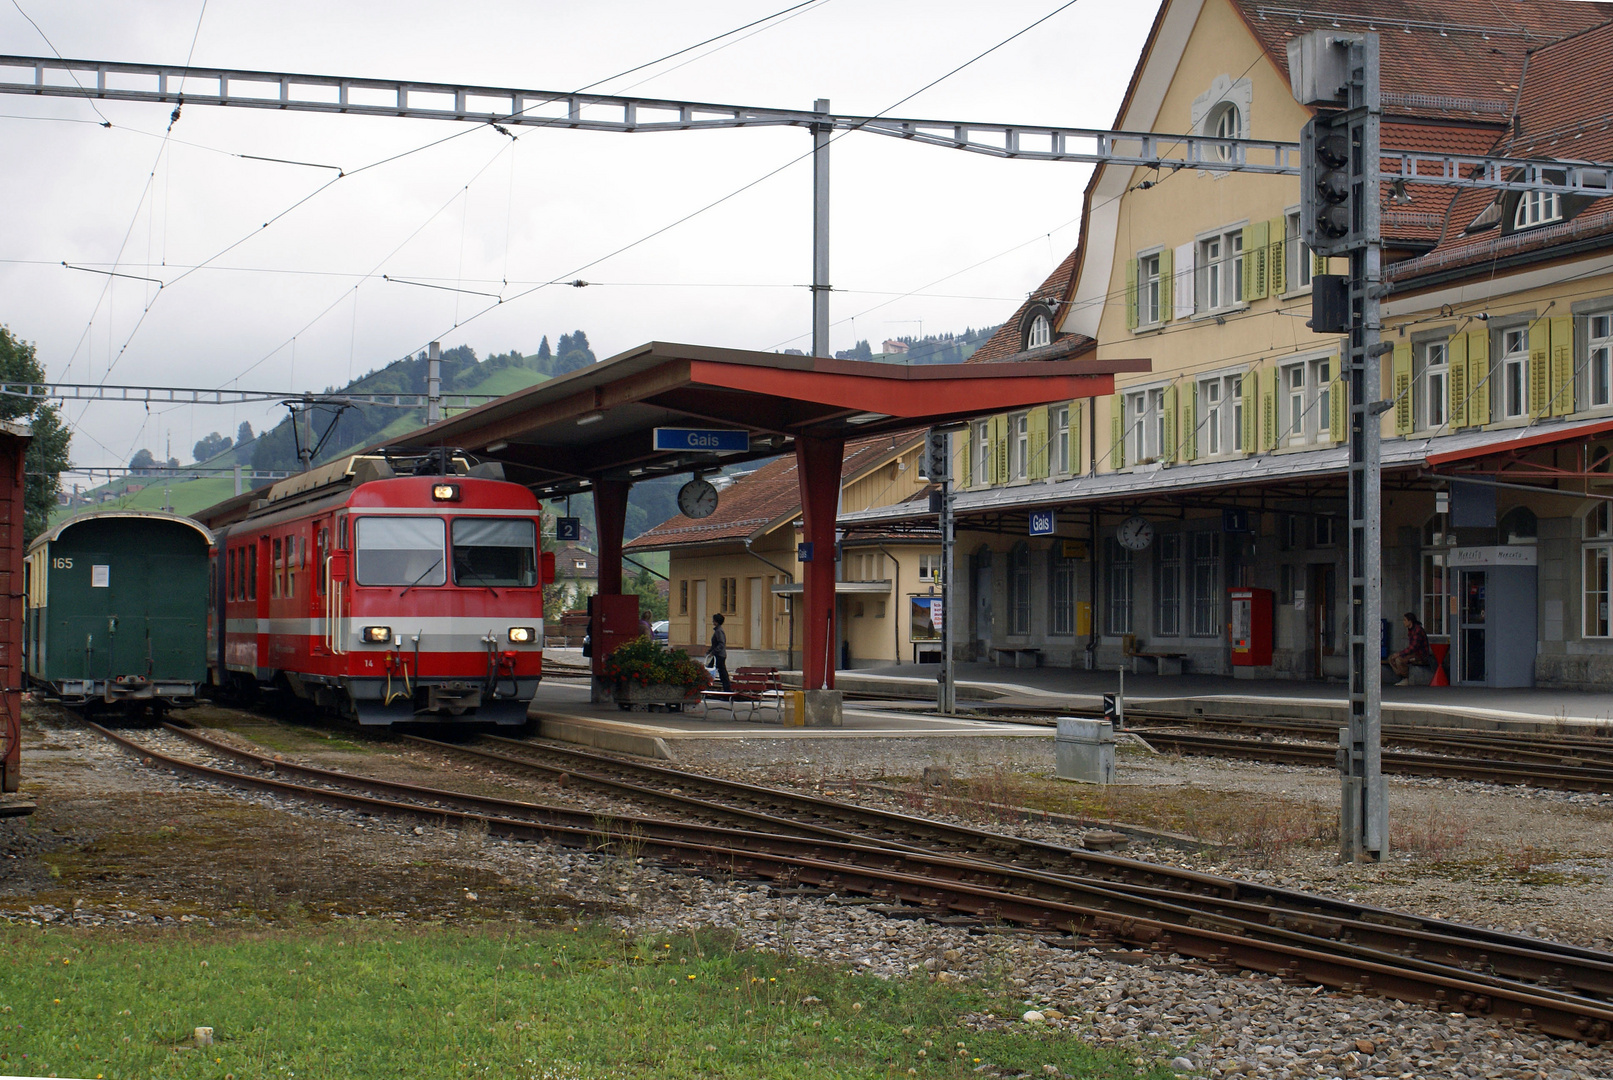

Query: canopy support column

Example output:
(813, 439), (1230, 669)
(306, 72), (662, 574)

(795, 434), (844, 723)
(588, 478), (638, 704)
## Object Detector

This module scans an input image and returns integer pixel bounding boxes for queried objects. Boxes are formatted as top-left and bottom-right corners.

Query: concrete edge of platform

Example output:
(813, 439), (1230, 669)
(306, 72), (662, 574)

(530, 711), (677, 761)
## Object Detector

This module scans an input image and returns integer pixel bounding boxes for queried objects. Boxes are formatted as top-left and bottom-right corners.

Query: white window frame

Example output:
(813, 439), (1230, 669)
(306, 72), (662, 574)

(1589, 313), (1613, 410)
(1010, 411), (1029, 480)
(1212, 103), (1241, 161)
(1280, 356), (1333, 445)
(1284, 207), (1314, 293)
(1198, 227), (1244, 313)
(1189, 532), (1221, 637)
(917, 553), (940, 582)
(1105, 538), (1133, 636)
(1417, 340), (1448, 431)
(1050, 548), (1079, 636)
(1155, 531), (1182, 638)
(1125, 387), (1165, 463)
(1026, 313), (1052, 349)
(1196, 372), (1244, 458)
(1501, 327), (1529, 420)
(973, 419), (990, 486)
(1515, 191), (1561, 230)
(1138, 251), (1162, 326)
(1053, 405), (1071, 474)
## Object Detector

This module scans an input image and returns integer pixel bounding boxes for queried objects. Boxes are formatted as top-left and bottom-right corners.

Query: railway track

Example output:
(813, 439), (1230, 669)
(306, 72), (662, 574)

(84, 718), (1613, 1042)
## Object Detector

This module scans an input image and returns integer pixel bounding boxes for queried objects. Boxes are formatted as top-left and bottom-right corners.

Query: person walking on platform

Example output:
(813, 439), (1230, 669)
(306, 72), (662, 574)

(710, 613), (731, 693)
(1387, 611), (1431, 686)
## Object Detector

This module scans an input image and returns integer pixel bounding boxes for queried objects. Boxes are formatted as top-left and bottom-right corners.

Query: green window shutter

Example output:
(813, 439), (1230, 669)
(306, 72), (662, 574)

(1028, 407), (1050, 481)
(1447, 334), (1468, 429)
(1241, 370), (1258, 452)
(1244, 221), (1269, 301)
(1110, 393), (1125, 470)
(1158, 246), (1174, 323)
(1528, 343), (1550, 419)
(1182, 382), (1197, 461)
(1125, 259), (1139, 331)
(1393, 342), (1413, 435)
(1268, 216), (1287, 296)
(991, 414), (1008, 484)
(958, 426), (972, 487)
(1550, 315), (1574, 416)
(1162, 384), (1178, 463)
(1071, 400), (1083, 474)
(1329, 367), (1346, 443)
(1260, 366), (1277, 451)
(1468, 330), (1490, 425)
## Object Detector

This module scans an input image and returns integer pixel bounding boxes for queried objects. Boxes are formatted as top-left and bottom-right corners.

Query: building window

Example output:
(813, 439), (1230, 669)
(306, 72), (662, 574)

(1422, 548), (1448, 637)
(1281, 357), (1333, 444)
(1285, 363), (1306, 443)
(974, 419), (991, 485)
(1050, 547), (1079, 635)
(1212, 103), (1241, 159)
(1008, 543), (1032, 635)
(1501, 328), (1529, 419)
(1010, 412), (1029, 480)
(1515, 191), (1560, 230)
(1126, 388), (1165, 463)
(1587, 504), (1613, 637)
(1590, 314), (1613, 409)
(1190, 532), (1221, 637)
(1419, 341), (1448, 430)
(1500, 506), (1538, 545)
(1279, 563), (1295, 606)
(1198, 372), (1246, 456)
(720, 577), (739, 614)
(1199, 229), (1244, 312)
(1053, 405), (1071, 473)
(917, 553), (941, 582)
(1024, 309), (1053, 350)
(1138, 252), (1162, 326)
(678, 580), (688, 614)
(1285, 209), (1314, 292)
(1105, 539), (1133, 636)
(1155, 532), (1182, 638)
(1314, 516), (1339, 547)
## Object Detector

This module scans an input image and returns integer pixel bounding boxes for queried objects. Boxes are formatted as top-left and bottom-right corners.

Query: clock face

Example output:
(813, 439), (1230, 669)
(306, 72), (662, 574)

(677, 478), (720, 519)
(1117, 515), (1154, 551)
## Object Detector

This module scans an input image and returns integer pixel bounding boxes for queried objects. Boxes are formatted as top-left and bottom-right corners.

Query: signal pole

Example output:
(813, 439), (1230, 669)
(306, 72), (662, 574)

(1293, 30), (1387, 862)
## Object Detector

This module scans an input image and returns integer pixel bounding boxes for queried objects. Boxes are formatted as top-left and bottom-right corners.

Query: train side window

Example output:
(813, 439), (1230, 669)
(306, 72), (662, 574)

(338, 516), (348, 551)
(272, 538), (282, 599)
(249, 544), (257, 601)
(288, 536), (299, 598)
(317, 528), (329, 596)
(227, 548), (235, 602)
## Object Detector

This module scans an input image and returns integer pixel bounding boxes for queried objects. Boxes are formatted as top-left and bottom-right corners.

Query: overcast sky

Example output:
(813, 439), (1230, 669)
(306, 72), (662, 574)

(0, 0), (1158, 472)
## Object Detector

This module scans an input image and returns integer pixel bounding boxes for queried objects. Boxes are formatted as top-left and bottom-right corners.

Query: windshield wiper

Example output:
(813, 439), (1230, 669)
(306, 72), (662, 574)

(398, 557), (443, 597)
(456, 563), (499, 597)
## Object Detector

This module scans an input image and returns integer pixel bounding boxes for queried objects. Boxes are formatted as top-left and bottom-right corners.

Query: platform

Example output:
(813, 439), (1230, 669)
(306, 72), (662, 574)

(525, 682), (1050, 759)
(822, 662), (1613, 734)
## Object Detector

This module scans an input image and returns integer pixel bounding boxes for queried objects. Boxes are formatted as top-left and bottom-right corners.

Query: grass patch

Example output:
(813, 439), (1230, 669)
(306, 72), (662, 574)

(181, 708), (367, 755)
(0, 923), (1172, 1079)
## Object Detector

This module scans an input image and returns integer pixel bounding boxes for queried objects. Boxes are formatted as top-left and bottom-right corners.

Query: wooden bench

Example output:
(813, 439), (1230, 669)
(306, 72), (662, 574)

(993, 647), (1043, 669)
(1122, 634), (1186, 676)
(701, 666), (787, 721)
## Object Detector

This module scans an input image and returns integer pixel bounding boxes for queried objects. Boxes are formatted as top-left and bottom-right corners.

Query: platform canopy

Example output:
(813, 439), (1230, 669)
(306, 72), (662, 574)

(396, 341), (1146, 496)
(383, 340), (1147, 706)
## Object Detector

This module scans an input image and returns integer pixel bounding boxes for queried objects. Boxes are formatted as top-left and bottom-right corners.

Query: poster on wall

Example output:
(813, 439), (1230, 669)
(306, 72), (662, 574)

(909, 597), (942, 641)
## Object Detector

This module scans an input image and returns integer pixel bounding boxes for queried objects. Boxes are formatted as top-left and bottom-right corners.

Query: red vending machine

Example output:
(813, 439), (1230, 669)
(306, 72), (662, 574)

(1229, 587), (1273, 666)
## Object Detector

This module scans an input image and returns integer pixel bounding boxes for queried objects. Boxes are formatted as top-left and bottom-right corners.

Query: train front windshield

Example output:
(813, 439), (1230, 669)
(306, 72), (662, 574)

(355, 517), (447, 587)
(451, 518), (537, 587)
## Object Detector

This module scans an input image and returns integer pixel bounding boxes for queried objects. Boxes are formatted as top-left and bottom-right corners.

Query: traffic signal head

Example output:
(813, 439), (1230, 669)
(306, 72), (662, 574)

(1301, 115), (1360, 255)
(922, 429), (950, 482)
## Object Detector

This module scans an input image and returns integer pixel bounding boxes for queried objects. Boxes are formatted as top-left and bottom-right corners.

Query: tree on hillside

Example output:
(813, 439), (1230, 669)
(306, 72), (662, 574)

(552, 330), (596, 376)
(0, 327), (70, 543)
(130, 448), (158, 474)
(537, 336), (551, 361)
(237, 421), (254, 445)
(835, 340), (873, 361)
(193, 431), (233, 461)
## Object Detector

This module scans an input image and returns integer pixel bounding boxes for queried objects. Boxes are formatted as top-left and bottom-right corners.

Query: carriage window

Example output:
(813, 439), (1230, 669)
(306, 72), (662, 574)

(317, 527), (329, 597)
(355, 516), (446, 587)
(272, 538), (283, 598)
(451, 518), (538, 587)
(227, 548), (236, 602)
(248, 544), (257, 600)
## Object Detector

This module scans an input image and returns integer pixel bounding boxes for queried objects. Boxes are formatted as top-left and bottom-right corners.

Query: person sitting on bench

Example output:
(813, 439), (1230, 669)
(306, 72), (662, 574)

(1386, 611), (1431, 686)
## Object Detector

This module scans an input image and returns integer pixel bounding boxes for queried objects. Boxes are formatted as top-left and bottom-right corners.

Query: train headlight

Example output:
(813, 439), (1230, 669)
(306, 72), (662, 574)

(361, 625), (392, 644)
(507, 626), (535, 644)
(431, 483), (461, 502)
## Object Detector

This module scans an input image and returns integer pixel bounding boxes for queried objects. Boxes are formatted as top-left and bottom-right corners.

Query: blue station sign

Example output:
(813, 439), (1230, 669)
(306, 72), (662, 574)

(1029, 509), (1057, 536)
(652, 427), (749, 453)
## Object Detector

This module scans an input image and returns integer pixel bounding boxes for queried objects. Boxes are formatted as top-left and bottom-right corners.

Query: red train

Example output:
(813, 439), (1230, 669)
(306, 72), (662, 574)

(204, 452), (551, 725)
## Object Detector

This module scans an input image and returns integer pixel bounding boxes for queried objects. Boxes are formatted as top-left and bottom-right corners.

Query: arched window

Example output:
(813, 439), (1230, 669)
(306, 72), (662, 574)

(1514, 191), (1561, 230)
(1499, 506), (1537, 545)
(1212, 103), (1241, 162)
(1021, 305), (1054, 351)
(1049, 545), (1079, 635)
(1008, 542), (1032, 635)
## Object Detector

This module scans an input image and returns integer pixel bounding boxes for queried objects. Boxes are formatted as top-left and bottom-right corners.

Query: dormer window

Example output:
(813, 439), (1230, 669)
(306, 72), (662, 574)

(1020, 304), (1055, 350)
(1515, 191), (1561, 230)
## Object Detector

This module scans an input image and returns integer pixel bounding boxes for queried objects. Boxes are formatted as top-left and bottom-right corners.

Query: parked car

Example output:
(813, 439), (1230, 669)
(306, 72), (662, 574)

(651, 620), (669, 643)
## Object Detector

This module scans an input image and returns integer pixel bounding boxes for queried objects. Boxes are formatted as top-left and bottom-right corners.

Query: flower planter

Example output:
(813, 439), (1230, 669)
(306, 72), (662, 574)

(613, 682), (700, 709)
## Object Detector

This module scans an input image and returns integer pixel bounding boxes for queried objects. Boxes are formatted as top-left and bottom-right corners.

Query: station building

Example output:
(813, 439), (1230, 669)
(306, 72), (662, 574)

(625, 431), (942, 668)
(842, 0), (1613, 689)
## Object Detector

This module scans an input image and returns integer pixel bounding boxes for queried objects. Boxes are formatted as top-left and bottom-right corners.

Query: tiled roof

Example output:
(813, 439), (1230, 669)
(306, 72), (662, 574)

(623, 431), (925, 552)
(969, 248), (1094, 364)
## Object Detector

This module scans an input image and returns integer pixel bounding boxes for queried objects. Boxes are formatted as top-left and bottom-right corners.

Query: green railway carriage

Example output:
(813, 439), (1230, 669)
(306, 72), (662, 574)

(25, 511), (214, 709)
